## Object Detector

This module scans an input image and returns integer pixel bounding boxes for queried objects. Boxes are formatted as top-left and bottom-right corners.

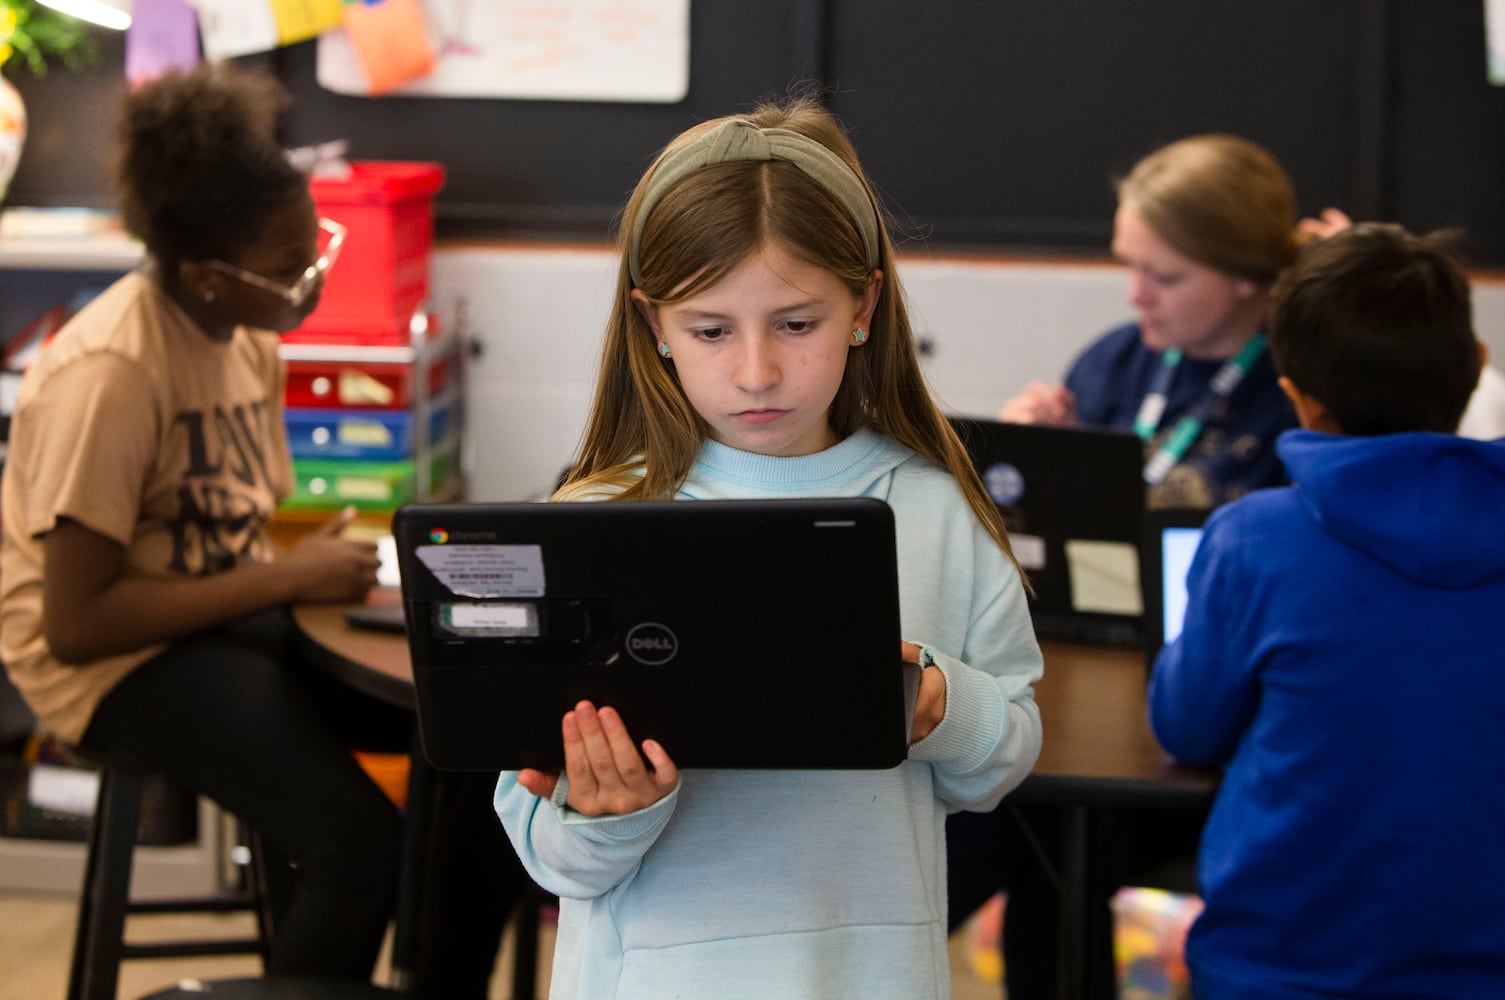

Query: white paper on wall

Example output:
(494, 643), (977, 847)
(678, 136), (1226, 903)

(191, 0), (280, 60)
(315, 0), (690, 102)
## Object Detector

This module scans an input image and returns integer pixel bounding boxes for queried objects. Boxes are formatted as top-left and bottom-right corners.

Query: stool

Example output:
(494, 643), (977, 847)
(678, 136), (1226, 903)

(138, 976), (401, 998)
(65, 747), (275, 1000)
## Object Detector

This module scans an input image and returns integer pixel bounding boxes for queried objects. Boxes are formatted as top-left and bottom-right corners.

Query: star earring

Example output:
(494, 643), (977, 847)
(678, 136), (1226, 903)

(658, 342), (672, 359)
(852, 328), (868, 345)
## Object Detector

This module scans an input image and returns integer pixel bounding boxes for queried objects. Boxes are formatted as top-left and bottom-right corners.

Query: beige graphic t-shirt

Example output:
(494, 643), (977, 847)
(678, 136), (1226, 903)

(0, 272), (292, 742)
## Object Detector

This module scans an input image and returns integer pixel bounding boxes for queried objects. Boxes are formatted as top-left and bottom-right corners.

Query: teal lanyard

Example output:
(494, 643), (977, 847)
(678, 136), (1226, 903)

(1139, 333), (1267, 485)
(1133, 347), (1183, 440)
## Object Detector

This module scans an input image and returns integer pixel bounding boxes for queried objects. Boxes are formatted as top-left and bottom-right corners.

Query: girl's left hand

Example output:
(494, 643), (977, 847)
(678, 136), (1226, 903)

(902, 641), (947, 743)
(518, 701), (679, 815)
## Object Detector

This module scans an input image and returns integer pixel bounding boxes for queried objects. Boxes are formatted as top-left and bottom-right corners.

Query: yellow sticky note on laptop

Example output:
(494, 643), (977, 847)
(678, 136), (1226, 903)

(1065, 539), (1143, 616)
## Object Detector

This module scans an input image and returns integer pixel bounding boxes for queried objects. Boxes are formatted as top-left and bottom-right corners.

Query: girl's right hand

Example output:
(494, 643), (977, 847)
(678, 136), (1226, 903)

(280, 508), (380, 603)
(998, 382), (1075, 425)
(518, 701), (678, 815)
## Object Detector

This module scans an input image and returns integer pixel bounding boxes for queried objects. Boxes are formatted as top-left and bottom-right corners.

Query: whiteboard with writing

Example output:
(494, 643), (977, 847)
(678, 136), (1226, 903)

(316, 0), (691, 102)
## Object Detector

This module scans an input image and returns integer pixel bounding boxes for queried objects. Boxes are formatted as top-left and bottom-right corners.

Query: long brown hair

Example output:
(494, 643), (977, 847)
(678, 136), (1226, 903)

(560, 96), (1021, 573)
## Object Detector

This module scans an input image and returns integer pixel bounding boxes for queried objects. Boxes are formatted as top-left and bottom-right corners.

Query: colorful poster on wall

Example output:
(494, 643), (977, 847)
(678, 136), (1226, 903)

(192, 0), (342, 59)
(315, 0), (690, 102)
(341, 0), (437, 95)
(193, 0), (280, 59)
(269, 0), (344, 46)
(125, 0), (201, 84)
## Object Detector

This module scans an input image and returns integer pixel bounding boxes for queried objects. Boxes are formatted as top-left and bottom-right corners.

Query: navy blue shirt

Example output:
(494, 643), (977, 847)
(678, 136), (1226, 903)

(1064, 322), (1296, 509)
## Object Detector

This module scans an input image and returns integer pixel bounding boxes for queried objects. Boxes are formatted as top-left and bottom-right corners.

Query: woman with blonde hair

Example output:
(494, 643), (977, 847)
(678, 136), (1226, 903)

(999, 133), (1303, 509)
(969, 134), (1307, 998)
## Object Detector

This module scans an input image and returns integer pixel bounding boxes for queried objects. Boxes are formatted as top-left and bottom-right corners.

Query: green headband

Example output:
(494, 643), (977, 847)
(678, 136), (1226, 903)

(627, 118), (882, 287)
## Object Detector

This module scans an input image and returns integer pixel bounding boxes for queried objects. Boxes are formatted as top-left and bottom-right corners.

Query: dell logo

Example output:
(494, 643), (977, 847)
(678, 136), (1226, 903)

(625, 622), (678, 665)
(632, 637), (674, 650)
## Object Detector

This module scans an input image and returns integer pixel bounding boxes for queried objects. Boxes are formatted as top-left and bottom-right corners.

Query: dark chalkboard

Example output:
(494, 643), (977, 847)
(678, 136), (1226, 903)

(7, 1), (1505, 264)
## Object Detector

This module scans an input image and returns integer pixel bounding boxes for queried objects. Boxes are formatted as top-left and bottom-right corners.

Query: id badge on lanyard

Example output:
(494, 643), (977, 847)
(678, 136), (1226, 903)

(1135, 334), (1266, 485)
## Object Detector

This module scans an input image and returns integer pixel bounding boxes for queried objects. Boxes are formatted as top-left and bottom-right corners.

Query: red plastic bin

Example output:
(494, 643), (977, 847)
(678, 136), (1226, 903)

(281, 307), (437, 347)
(301, 161), (445, 341)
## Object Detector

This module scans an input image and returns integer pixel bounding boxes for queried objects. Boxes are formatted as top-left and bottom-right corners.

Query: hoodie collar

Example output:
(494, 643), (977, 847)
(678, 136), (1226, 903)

(683, 428), (910, 498)
(1278, 429), (1505, 588)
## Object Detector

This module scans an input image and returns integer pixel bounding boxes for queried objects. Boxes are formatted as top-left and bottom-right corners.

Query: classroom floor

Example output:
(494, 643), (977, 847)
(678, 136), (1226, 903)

(0, 889), (1004, 1000)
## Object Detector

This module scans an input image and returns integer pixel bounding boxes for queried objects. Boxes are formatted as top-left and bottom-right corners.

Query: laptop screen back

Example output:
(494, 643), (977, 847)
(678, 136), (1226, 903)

(393, 497), (919, 771)
(948, 417), (1147, 647)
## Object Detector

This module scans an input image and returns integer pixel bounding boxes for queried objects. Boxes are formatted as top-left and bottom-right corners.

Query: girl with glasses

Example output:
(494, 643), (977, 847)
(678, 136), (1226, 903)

(203, 216), (346, 310)
(0, 63), (500, 988)
(0, 60), (396, 982)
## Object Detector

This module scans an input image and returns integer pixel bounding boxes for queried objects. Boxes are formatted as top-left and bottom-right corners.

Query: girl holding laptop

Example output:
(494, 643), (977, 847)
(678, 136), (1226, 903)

(494, 95), (1044, 999)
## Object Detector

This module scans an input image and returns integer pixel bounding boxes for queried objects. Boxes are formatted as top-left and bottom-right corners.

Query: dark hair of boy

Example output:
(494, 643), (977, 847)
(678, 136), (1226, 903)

(1268, 222), (1481, 436)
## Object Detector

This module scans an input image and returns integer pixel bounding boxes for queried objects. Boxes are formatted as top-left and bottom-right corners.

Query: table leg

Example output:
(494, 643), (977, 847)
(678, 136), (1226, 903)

(1056, 803), (1090, 1000)
(1055, 803), (1120, 1000)
(1082, 812), (1116, 999)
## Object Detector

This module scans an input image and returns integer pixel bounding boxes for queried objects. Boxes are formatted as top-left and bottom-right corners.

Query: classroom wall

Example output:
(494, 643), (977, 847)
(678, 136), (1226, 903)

(440, 245), (1505, 502)
(6, 7), (1501, 504)
(10, 3), (1505, 263)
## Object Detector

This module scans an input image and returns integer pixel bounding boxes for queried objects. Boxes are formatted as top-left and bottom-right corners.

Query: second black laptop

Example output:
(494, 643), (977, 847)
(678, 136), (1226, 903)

(949, 417), (1147, 647)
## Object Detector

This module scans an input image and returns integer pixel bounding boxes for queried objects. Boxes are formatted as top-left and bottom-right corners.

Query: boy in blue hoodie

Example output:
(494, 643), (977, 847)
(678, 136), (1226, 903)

(1149, 223), (1505, 999)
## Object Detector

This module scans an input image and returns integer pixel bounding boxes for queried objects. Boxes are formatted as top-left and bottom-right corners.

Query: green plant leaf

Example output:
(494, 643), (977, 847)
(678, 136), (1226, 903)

(1, 0), (99, 79)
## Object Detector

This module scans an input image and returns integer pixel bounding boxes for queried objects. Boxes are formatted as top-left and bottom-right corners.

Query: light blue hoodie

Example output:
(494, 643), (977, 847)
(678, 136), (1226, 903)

(495, 428), (1043, 999)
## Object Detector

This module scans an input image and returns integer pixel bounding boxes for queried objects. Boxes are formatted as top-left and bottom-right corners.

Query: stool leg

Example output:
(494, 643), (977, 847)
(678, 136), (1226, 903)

(240, 821), (277, 964)
(68, 767), (143, 1000)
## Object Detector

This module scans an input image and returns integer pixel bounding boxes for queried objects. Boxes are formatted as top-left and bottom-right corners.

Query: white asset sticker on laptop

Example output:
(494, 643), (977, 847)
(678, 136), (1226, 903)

(416, 544), (546, 598)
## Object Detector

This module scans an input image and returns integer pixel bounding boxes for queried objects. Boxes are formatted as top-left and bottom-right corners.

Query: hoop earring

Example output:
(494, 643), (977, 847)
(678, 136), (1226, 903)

(658, 342), (672, 359)
(852, 328), (867, 345)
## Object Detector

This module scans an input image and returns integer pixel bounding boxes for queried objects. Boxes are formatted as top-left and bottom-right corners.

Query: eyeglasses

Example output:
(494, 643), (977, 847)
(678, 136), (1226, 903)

(205, 218), (347, 308)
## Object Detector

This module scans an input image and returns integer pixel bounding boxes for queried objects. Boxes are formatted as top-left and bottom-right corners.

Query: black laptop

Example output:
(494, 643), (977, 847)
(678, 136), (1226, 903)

(392, 498), (920, 772)
(1140, 506), (1211, 667)
(949, 417), (1147, 646)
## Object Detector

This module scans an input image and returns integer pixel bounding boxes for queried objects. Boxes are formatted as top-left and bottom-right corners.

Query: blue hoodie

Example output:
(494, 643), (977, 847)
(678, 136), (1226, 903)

(1150, 429), (1505, 999)
(495, 429), (1043, 999)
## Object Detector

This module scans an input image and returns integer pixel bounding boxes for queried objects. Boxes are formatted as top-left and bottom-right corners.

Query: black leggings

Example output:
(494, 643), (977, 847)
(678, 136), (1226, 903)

(82, 608), (409, 981)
